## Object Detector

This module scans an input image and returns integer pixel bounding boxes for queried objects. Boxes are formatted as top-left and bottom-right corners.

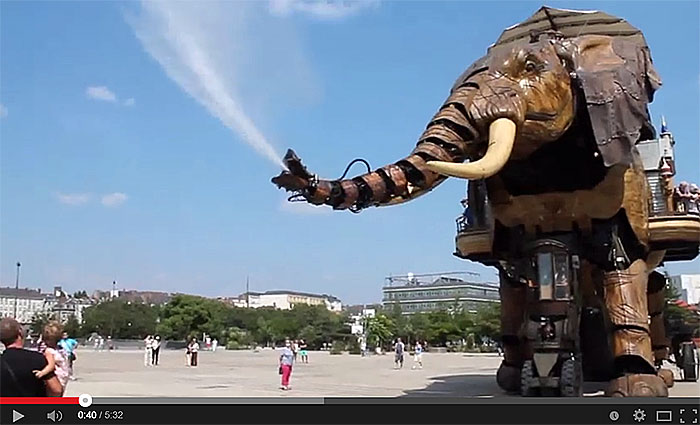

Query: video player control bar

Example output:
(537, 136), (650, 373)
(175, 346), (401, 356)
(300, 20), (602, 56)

(1, 399), (698, 425)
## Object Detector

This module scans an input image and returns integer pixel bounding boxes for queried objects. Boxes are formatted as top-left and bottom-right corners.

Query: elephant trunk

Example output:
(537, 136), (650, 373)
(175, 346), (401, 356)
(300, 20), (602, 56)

(280, 81), (490, 211)
(273, 71), (526, 211)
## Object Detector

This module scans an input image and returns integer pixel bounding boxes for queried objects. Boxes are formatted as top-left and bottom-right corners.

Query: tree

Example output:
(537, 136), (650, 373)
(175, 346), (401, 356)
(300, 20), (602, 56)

(156, 295), (225, 340)
(72, 290), (89, 299)
(225, 326), (253, 349)
(471, 303), (501, 343)
(664, 280), (694, 327)
(426, 310), (462, 346)
(409, 313), (431, 342)
(63, 315), (81, 337)
(30, 313), (53, 336)
(366, 314), (393, 348)
(255, 316), (274, 347)
(82, 300), (158, 339)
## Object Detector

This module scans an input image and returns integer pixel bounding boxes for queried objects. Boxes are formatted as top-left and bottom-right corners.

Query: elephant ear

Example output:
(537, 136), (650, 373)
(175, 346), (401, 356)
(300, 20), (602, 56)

(570, 35), (662, 167)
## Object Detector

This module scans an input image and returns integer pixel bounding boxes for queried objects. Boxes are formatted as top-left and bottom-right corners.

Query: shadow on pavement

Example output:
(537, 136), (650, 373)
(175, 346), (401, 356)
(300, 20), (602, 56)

(400, 373), (609, 398)
(401, 374), (504, 397)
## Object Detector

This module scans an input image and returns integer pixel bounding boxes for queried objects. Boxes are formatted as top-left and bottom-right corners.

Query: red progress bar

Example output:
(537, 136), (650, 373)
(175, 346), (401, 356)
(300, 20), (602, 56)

(0, 397), (79, 404)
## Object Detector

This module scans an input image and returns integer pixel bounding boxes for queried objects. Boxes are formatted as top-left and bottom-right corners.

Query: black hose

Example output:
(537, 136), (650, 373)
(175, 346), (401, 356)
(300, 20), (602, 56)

(338, 158), (371, 180)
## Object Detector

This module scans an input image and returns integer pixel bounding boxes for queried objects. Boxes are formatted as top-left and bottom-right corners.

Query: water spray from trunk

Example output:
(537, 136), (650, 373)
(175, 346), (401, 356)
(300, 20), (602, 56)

(127, 1), (285, 169)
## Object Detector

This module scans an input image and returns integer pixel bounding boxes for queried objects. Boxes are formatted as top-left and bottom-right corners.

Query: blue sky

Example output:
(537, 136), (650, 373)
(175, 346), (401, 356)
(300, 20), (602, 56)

(1, 1), (698, 305)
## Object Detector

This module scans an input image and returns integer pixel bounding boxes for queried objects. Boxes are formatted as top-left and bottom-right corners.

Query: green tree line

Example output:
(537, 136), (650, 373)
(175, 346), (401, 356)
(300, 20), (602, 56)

(364, 302), (502, 351)
(31, 295), (351, 349)
(29, 295), (505, 351)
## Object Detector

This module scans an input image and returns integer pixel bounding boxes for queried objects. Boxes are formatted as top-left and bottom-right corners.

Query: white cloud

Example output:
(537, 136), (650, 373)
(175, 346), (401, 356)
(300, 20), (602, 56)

(279, 198), (330, 215)
(55, 192), (91, 206)
(101, 192), (128, 207)
(0, 103), (7, 118)
(269, 0), (378, 19)
(126, 1), (321, 169)
(123, 97), (135, 106)
(86, 86), (117, 102)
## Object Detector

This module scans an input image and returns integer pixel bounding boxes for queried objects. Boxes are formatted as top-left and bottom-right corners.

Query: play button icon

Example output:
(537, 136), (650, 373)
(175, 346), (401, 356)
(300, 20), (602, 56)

(12, 410), (24, 423)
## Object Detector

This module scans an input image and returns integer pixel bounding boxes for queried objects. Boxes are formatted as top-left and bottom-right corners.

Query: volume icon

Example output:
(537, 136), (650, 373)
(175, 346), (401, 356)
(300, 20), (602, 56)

(47, 410), (63, 422)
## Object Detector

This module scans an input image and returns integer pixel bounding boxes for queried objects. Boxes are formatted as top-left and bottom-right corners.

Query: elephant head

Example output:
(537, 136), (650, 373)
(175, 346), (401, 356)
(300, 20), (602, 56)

(272, 31), (660, 211)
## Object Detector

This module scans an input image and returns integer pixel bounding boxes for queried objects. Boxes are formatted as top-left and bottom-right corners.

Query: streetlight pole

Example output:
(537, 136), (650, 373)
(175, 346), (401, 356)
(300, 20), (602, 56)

(14, 262), (21, 319)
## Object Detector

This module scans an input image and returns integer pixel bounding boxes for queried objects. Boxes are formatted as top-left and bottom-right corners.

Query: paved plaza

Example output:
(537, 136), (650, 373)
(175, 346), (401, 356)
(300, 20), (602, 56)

(64, 349), (699, 398)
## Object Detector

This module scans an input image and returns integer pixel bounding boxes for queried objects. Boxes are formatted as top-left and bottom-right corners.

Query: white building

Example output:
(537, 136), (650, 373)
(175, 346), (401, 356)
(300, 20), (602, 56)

(231, 290), (342, 311)
(670, 274), (700, 305)
(51, 298), (94, 323)
(350, 308), (376, 335)
(0, 288), (49, 325)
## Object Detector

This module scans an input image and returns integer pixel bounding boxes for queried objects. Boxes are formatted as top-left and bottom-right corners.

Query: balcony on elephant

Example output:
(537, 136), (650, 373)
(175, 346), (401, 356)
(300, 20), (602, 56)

(637, 122), (699, 262)
(453, 180), (497, 265)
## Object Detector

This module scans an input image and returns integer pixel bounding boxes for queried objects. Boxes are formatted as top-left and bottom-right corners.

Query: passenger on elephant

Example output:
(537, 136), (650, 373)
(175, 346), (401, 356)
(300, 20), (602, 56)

(673, 182), (692, 213)
(689, 184), (700, 214)
(458, 197), (473, 229)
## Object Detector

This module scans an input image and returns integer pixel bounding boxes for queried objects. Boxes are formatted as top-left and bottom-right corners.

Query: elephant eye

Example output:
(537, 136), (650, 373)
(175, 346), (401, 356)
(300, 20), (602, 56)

(524, 61), (537, 73)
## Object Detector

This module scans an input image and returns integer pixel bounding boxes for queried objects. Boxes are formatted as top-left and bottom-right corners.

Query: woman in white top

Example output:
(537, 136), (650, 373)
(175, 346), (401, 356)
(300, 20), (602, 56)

(144, 335), (153, 366)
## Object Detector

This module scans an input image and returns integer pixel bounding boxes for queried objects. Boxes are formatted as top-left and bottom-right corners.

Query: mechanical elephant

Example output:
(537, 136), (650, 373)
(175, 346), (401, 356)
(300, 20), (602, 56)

(272, 10), (672, 396)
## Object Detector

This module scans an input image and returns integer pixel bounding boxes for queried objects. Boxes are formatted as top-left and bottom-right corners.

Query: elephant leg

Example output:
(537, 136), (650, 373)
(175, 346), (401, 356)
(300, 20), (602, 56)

(496, 271), (529, 393)
(647, 271), (674, 388)
(603, 259), (668, 397)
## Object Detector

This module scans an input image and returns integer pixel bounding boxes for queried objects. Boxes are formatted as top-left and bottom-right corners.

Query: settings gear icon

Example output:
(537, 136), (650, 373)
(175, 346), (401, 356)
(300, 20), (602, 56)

(633, 409), (646, 422)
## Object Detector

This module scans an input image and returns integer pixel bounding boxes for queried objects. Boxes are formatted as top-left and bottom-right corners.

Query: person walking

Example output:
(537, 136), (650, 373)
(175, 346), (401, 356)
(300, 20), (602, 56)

(279, 340), (295, 390)
(0, 318), (63, 397)
(298, 339), (308, 364)
(292, 340), (299, 362)
(394, 338), (405, 369)
(211, 338), (218, 353)
(188, 338), (200, 367)
(152, 336), (161, 366)
(58, 331), (78, 380)
(412, 341), (423, 369)
(144, 335), (153, 367)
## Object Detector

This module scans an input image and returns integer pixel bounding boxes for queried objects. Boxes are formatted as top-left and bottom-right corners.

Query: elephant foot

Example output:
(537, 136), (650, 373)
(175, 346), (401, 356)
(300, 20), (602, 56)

(657, 368), (675, 388)
(606, 374), (669, 397)
(496, 361), (521, 393)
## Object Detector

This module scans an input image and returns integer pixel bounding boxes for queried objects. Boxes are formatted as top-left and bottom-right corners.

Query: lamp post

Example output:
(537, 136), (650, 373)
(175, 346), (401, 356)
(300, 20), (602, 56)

(14, 262), (21, 319)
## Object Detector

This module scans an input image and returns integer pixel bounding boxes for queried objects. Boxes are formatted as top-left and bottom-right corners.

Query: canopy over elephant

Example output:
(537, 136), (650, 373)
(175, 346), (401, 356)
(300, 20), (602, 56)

(272, 6), (699, 396)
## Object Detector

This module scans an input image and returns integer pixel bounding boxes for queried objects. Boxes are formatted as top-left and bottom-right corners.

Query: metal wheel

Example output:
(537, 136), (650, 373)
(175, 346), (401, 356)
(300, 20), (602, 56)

(521, 360), (538, 396)
(560, 357), (583, 397)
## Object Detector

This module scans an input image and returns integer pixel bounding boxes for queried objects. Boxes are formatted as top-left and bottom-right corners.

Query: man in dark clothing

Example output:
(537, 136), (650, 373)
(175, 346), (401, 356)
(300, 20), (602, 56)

(1, 317), (62, 397)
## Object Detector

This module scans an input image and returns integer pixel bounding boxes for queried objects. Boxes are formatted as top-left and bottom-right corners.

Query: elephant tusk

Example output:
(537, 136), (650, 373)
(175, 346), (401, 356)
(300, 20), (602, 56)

(425, 118), (517, 179)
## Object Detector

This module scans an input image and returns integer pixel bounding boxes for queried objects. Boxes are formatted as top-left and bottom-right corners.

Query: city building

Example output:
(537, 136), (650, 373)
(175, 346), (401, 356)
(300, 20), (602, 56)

(670, 274), (700, 305)
(44, 286), (94, 324)
(382, 272), (499, 314)
(92, 289), (173, 306)
(228, 290), (342, 312)
(0, 287), (48, 325)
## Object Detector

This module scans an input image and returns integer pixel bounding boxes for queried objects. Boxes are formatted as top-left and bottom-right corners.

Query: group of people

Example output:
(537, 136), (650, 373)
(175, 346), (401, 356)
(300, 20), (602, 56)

(204, 336), (219, 352)
(88, 333), (111, 351)
(143, 335), (162, 366)
(673, 181), (700, 214)
(0, 317), (77, 397)
(393, 338), (425, 370)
